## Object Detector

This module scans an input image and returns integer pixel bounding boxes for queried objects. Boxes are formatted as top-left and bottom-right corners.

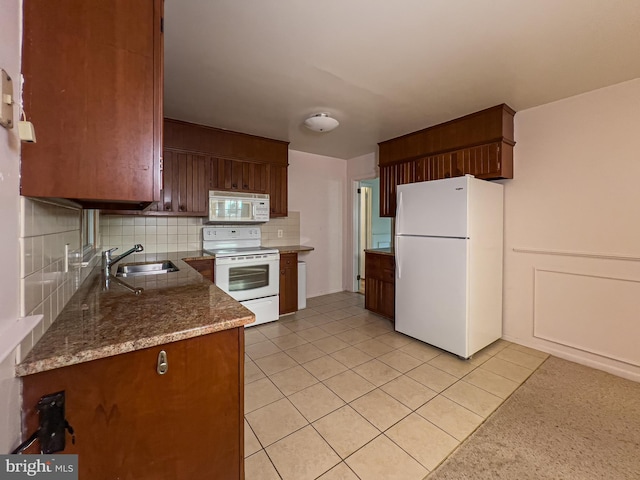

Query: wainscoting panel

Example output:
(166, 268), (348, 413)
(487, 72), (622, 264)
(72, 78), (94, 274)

(533, 269), (640, 367)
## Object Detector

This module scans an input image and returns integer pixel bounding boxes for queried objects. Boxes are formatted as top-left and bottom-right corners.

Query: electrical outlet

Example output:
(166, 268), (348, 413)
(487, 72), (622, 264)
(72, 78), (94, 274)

(277, 229), (283, 238)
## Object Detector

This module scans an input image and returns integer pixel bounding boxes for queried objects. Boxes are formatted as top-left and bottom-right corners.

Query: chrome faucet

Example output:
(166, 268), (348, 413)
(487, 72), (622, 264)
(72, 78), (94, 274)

(102, 244), (144, 275)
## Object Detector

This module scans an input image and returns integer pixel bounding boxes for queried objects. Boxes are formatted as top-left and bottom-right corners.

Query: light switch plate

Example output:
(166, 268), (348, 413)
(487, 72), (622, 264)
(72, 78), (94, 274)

(0, 69), (14, 129)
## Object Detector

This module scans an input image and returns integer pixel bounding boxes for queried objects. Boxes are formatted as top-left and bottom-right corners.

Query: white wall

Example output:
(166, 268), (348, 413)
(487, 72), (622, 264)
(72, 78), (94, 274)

(0, 0), (22, 453)
(503, 78), (640, 381)
(288, 150), (348, 297)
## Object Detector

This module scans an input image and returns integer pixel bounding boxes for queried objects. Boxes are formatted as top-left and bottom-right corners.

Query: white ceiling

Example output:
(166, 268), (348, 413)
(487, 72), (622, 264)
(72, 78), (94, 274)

(164, 0), (640, 160)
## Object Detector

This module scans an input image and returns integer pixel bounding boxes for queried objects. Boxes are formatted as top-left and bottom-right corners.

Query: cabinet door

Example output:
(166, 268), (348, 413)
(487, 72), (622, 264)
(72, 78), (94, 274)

(269, 165), (288, 217)
(20, 0), (163, 207)
(396, 161), (416, 186)
(240, 162), (268, 193)
(214, 158), (269, 193)
(380, 161), (414, 217)
(184, 259), (215, 283)
(415, 158), (428, 182)
(279, 253), (298, 314)
(161, 150), (209, 215)
(379, 165), (396, 217)
(364, 252), (395, 321)
(461, 142), (510, 179)
(21, 330), (244, 479)
(428, 153), (454, 180)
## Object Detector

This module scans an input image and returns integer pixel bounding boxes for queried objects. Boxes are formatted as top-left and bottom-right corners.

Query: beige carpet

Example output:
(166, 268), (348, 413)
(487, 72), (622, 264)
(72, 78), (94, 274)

(428, 356), (640, 479)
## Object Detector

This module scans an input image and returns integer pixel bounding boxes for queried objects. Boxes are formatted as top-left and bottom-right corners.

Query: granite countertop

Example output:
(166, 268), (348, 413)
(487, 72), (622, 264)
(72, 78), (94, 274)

(271, 245), (314, 254)
(365, 247), (394, 256)
(16, 251), (254, 377)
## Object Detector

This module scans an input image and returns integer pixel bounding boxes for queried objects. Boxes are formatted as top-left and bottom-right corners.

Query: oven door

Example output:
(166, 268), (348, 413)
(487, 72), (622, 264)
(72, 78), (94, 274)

(214, 254), (280, 301)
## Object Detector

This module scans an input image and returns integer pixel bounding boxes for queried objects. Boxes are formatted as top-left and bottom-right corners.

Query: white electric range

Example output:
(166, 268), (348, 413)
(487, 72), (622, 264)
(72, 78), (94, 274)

(203, 226), (280, 327)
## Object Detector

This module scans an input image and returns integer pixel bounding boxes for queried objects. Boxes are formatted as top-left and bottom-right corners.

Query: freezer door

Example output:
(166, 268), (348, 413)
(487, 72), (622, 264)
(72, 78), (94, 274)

(396, 176), (469, 238)
(394, 235), (469, 357)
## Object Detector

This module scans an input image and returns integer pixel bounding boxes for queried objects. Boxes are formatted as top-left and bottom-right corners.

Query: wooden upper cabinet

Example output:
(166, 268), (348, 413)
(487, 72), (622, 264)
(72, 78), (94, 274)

(160, 119), (289, 217)
(269, 164), (288, 217)
(378, 104), (515, 216)
(20, 0), (163, 209)
(378, 104), (515, 167)
(158, 150), (210, 215)
(380, 161), (414, 217)
(213, 158), (268, 193)
(163, 119), (288, 166)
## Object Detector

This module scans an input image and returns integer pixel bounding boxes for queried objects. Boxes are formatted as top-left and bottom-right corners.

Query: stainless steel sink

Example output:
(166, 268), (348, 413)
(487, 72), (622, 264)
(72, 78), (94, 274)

(115, 260), (180, 277)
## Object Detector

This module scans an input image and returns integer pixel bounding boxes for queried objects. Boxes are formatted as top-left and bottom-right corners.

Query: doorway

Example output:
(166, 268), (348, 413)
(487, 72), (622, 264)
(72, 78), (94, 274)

(355, 178), (392, 293)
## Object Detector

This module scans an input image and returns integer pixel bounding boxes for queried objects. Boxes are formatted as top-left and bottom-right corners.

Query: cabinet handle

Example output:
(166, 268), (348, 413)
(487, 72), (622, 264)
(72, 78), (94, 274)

(232, 183), (238, 188)
(157, 350), (168, 375)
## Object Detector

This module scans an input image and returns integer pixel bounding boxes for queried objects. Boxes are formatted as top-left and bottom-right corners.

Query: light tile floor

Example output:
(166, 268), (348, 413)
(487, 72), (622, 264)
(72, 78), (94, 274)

(244, 292), (548, 480)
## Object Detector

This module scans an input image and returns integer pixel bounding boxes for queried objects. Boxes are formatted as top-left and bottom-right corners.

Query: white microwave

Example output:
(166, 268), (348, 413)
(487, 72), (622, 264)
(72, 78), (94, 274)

(207, 191), (270, 224)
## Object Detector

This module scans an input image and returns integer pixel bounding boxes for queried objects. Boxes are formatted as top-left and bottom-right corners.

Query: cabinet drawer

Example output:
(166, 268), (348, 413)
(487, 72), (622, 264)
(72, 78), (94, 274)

(281, 254), (297, 267)
(365, 252), (395, 281)
(380, 267), (395, 283)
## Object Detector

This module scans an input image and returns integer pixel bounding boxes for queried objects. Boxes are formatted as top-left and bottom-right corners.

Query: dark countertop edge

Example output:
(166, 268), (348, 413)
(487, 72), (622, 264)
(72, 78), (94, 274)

(15, 314), (253, 377)
(365, 248), (395, 256)
(272, 245), (314, 254)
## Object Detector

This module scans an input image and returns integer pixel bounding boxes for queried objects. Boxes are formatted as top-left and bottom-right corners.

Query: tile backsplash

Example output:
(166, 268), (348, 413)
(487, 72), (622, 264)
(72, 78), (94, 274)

(261, 211), (301, 246)
(100, 216), (203, 253)
(18, 198), (91, 361)
(101, 211), (301, 252)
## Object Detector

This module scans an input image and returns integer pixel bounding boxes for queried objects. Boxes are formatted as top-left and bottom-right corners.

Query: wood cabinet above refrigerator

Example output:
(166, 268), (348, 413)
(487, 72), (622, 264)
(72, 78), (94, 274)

(378, 104), (515, 217)
(20, 0), (164, 210)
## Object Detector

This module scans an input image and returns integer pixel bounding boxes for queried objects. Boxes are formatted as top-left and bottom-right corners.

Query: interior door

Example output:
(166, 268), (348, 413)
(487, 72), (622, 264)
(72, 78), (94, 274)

(394, 235), (469, 357)
(358, 186), (372, 293)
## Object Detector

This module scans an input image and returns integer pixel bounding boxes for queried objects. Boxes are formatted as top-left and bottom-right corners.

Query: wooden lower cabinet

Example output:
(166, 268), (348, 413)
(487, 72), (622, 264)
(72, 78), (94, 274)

(21, 329), (244, 480)
(185, 258), (215, 283)
(279, 253), (298, 314)
(364, 252), (395, 321)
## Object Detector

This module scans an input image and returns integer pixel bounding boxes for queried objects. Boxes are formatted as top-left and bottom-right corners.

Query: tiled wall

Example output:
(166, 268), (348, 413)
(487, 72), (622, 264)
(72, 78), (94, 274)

(100, 216), (203, 253)
(261, 211), (301, 246)
(18, 198), (90, 361)
(100, 211), (301, 252)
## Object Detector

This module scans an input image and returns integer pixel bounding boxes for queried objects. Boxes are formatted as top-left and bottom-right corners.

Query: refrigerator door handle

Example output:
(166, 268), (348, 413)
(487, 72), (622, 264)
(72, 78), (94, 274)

(396, 191), (403, 234)
(395, 236), (401, 280)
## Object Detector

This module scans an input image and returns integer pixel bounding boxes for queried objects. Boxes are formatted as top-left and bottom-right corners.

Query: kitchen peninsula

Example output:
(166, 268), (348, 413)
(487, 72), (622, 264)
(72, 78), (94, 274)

(17, 253), (253, 479)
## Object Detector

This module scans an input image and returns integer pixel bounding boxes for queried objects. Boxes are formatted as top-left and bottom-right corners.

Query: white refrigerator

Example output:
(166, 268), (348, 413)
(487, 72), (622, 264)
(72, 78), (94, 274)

(394, 175), (504, 359)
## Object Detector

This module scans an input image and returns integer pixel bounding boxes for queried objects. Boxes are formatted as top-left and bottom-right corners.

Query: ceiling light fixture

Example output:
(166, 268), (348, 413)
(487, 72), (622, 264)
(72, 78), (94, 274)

(304, 113), (339, 133)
